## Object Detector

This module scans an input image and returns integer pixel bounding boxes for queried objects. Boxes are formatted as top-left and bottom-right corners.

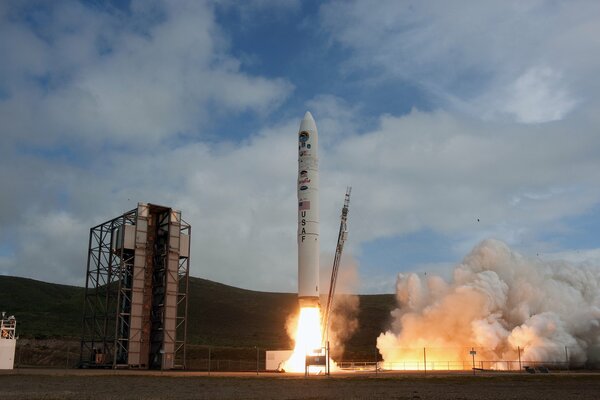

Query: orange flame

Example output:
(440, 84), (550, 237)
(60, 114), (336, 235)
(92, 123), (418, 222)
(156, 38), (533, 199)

(282, 306), (326, 373)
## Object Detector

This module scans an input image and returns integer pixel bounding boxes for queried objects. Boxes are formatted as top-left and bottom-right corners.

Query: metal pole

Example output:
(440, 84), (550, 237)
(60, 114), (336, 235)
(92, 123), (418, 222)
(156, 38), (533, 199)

(471, 347), (475, 376)
(423, 348), (427, 376)
(518, 346), (522, 372)
(181, 224), (191, 370)
(375, 347), (378, 376)
(66, 341), (70, 369)
(208, 346), (211, 376)
(327, 341), (330, 376)
(256, 346), (259, 375)
(565, 346), (569, 371)
(305, 359), (308, 378)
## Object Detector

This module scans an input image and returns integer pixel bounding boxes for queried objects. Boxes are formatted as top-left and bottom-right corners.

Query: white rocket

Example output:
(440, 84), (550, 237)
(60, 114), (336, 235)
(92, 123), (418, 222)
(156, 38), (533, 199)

(297, 111), (320, 308)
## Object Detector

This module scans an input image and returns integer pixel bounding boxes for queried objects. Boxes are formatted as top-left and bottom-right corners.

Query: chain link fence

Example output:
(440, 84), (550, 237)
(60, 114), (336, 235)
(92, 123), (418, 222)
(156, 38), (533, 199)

(13, 340), (600, 372)
(186, 345), (264, 372)
(14, 339), (79, 369)
(371, 345), (600, 372)
(14, 340), (268, 372)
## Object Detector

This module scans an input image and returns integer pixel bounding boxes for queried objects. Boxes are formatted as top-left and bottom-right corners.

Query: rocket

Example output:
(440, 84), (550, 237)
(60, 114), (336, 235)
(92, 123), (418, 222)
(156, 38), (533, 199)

(297, 111), (320, 308)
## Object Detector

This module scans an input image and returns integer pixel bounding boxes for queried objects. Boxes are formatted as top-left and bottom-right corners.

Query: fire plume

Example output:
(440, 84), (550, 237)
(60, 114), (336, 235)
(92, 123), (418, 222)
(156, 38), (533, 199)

(282, 306), (324, 373)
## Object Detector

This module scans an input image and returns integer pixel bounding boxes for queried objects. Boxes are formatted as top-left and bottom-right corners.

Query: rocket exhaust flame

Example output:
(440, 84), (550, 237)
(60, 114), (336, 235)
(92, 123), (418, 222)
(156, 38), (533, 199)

(281, 306), (324, 373)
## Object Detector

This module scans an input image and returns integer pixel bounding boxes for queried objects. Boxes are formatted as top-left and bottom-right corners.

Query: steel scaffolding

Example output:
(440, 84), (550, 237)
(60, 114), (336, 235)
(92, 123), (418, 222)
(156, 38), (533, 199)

(80, 203), (190, 369)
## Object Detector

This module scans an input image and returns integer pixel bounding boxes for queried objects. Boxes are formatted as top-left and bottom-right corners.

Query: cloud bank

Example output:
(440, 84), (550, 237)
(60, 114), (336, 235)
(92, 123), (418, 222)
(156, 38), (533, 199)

(1, 1), (600, 295)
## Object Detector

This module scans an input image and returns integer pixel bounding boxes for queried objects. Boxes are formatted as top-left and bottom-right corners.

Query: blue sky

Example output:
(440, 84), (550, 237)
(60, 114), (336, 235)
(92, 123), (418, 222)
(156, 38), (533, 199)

(1, 0), (600, 293)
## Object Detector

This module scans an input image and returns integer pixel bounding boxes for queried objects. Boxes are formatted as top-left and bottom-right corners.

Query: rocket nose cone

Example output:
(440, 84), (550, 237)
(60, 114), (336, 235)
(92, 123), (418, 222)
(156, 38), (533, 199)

(300, 111), (317, 133)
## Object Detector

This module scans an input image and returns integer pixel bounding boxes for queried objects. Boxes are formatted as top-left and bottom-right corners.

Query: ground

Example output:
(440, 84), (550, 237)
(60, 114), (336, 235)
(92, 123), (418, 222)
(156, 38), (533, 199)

(1, 370), (599, 399)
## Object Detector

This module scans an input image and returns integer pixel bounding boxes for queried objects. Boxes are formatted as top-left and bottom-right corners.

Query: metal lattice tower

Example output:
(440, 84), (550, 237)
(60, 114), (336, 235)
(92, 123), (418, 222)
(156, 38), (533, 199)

(322, 187), (351, 346)
(80, 203), (190, 369)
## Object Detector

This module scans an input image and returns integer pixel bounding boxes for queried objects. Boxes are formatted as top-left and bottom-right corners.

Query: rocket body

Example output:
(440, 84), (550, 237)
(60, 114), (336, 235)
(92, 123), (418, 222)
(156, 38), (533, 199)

(297, 112), (320, 307)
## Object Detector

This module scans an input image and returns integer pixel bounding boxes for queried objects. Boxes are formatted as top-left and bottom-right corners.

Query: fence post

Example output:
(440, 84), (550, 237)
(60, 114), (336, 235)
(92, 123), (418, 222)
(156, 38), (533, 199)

(565, 346), (569, 371)
(256, 346), (259, 375)
(471, 347), (475, 376)
(517, 346), (522, 372)
(208, 346), (211, 376)
(423, 348), (427, 376)
(327, 341), (331, 376)
(66, 341), (70, 369)
(375, 347), (378, 376)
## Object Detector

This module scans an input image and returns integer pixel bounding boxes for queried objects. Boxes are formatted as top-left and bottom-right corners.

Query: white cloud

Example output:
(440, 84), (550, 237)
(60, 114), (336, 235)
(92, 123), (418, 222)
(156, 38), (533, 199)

(2, 1), (600, 295)
(319, 1), (600, 122)
(324, 107), (600, 260)
(0, 118), (303, 289)
(486, 67), (578, 123)
(0, 0), (294, 287)
(2, 211), (91, 285)
(2, 98), (600, 292)
(0, 1), (292, 146)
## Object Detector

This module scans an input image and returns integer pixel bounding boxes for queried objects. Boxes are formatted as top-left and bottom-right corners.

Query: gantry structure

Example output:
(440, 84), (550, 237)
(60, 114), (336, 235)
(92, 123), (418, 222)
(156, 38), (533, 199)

(80, 203), (190, 369)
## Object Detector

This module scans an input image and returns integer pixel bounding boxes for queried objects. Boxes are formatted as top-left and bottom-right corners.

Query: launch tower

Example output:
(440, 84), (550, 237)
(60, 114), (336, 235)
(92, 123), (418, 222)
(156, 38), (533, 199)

(79, 203), (190, 369)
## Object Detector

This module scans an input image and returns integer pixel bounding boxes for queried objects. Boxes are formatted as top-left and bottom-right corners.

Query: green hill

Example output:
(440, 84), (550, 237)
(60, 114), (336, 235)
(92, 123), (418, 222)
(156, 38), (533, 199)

(0, 276), (395, 355)
(0, 277), (85, 338)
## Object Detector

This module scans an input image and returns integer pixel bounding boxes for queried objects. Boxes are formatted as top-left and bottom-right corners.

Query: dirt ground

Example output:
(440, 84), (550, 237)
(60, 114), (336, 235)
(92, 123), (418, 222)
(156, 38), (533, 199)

(1, 370), (600, 400)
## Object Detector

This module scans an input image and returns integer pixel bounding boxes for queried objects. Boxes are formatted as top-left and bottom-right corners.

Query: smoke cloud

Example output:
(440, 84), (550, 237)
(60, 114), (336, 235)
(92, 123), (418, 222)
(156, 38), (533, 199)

(320, 256), (360, 359)
(377, 239), (600, 367)
(327, 294), (359, 359)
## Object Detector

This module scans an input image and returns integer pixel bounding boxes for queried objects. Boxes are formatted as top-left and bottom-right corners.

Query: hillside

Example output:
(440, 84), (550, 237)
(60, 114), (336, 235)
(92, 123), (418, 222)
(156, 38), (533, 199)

(0, 276), (396, 354)
(0, 277), (85, 338)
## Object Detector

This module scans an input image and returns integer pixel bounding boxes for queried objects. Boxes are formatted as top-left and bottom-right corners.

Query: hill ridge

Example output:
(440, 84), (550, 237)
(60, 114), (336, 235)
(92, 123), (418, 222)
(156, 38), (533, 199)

(0, 275), (395, 352)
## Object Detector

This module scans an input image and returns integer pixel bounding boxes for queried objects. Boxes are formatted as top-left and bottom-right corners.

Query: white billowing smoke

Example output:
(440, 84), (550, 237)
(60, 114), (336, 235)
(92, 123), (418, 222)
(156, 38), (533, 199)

(377, 239), (600, 367)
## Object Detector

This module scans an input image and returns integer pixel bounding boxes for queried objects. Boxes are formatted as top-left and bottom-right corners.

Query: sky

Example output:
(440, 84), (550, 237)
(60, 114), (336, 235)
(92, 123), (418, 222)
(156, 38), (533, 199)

(1, 0), (600, 294)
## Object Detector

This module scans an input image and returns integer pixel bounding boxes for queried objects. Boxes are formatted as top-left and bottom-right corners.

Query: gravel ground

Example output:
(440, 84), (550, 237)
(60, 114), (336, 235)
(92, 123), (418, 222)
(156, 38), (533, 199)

(1, 370), (599, 399)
